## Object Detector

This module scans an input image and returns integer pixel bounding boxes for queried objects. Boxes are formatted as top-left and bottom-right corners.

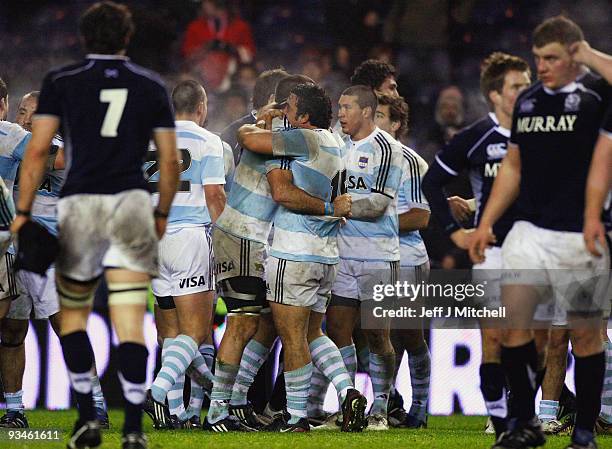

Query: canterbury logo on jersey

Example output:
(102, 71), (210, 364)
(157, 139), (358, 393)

(178, 276), (207, 288)
(216, 261), (235, 274)
(516, 114), (577, 133)
(347, 175), (367, 190)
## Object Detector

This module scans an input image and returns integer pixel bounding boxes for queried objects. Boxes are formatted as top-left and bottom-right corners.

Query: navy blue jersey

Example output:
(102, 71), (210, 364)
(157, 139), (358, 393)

(510, 72), (611, 232)
(424, 113), (518, 245)
(36, 55), (175, 197)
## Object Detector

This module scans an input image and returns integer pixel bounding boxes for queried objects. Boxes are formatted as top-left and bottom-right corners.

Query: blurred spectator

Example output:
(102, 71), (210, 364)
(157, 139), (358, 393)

(421, 85), (466, 162)
(232, 63), (258, 97)
(182, 0), (256, 91)
(209, 88), (249, 132)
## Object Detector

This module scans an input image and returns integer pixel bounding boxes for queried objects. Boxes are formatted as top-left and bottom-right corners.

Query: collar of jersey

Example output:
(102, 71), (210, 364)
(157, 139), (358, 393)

(86, 54), (130, 60)
(349, 126), (381, 150)
(488, 112), (510, 137)
(175, 120), (201, 130)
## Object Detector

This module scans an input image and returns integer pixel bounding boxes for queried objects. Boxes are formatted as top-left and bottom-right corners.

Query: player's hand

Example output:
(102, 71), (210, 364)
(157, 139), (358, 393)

(583, 216), (606, 257)
(155, 216), (167, 239)
(468, 225), (496, 264)
(447, 196), (474, 222)
(450, 228), (474, 250)
(257, 108), (284, 130)
(10, 215), (29, 235)
(333, 193), (352, 218)
(569, 40), (592, 65)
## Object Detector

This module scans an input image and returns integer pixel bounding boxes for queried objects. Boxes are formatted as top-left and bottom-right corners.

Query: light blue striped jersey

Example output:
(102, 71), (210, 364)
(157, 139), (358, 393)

(0, 176), (15, 229)
(222, 140), (235, 194)
(398, 145), (429, 266)
(13, 135), (65, 236)
(215, 116), (289, 244)
(268, 128), (345, 264)
(338, 128), (403, 262)
(0, 121), (30, 191)
(147, 120), (225, 228)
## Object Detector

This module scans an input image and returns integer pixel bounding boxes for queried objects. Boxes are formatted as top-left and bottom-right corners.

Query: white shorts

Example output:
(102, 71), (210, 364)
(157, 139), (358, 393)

(56, 190), (158, 281)
(151, 226), (214, 298)
(213, 228), (267, 282)
(8, 266), (59, 319)
(399, 260), (430, 284)
(502, 221), (611, 316)
(331, 258), (400, 302)
(266, 256), (337, 314)
(473, 245), (559, 323)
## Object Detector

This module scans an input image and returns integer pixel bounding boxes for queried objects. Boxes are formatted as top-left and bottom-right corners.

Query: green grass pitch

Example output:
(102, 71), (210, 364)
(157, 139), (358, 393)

(2, 410), (610, 449)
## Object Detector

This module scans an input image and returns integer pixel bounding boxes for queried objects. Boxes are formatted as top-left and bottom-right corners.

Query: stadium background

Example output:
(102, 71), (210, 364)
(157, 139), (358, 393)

(0, 0), (610, 415)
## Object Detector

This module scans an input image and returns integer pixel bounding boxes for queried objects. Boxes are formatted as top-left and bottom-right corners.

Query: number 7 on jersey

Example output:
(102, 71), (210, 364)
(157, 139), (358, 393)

(99, 88), (128, 137)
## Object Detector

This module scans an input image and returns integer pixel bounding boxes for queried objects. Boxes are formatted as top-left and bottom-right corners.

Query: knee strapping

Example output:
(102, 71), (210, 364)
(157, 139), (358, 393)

(56, 277), (96, 308)
(108, 281), (149, 306)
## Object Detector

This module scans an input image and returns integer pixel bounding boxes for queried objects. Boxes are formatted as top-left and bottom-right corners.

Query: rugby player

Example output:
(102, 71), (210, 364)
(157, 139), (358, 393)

(11, 2), (179, 448)
(204, 75), (351, 432)
(375, 94), (431, 429)
(328, 85), (405, 430)
(469, 16), (611, 449)
(143, 80), (225, 429)
(237, 82), (367, 432)
(1, 92), (109, 430)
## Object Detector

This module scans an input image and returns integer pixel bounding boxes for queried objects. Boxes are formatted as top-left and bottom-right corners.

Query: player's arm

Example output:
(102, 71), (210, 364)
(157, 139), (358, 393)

(422, 161), (474, 249)
(570, 41), (612, 84)
(153, 129), (180, 236)
(398, 152), (430, 232)
(204, 184), (226, 223)
(237, 125), (273, 154)
(11, 116), (59, 232)
(583, 131), (612, 257)
(52, 147), (65, 170)
(399, 208), (430, 232)
(468, 146), (521, 262)
(267, 163), (351, 217)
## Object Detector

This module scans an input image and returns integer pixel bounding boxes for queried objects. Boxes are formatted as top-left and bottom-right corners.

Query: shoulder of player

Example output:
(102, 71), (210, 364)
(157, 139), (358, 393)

(45, 60), (96, 83)
(0, 120), (29, 139)
(121, 61), (167, 90)
(443, 115), (498, 152)
(401, 144), (427, 166)
(372, 129), (403, 154)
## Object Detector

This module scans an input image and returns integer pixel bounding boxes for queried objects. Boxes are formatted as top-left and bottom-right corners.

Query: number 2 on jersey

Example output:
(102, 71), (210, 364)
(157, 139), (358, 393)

(99, 89), (128, 137)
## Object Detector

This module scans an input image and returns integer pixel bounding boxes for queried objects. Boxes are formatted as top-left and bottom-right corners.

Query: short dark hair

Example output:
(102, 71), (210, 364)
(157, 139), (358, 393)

(172, 80), (206, 114)
(252, 68), (289, 109)
(275, 75), (315, 107)
(350, 60), (396, 90)
(79, 1), (135, 54)
(291, 83), (332, 129)
(0, 78), (7, 101)
(377, 94), (409, 137)
(480, 52), (530, 107)
(533, 15), (584, 48)
(341, 85), (378, 118)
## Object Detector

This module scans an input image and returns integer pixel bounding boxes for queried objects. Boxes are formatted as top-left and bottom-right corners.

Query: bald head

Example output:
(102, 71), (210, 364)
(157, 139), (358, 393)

(16, 91), (40, 131)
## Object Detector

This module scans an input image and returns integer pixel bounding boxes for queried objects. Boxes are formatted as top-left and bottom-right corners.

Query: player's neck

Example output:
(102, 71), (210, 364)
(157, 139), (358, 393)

(175, 113), (200, 125)
(492, 108), (511, 130)
(351, 122), (376, 142)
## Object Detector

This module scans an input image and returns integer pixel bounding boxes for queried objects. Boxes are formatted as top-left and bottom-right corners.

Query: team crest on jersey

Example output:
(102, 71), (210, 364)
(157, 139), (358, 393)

(564, 93), (581, 112)
(358, 156), (369, 168)
(486, 143), (507, 159)
(519, 98), (536, 113)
